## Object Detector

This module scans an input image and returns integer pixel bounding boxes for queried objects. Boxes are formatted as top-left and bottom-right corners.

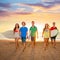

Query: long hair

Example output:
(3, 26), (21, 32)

(14, 23), (19, 32)
(43, 23), (49, 31)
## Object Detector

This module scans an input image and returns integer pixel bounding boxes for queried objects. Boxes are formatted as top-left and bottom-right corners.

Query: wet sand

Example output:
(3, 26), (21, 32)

(0, 40), (60, 60)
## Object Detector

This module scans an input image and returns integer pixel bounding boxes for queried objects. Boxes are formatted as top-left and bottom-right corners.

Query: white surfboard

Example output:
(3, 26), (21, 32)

(51, 29), (58, 37)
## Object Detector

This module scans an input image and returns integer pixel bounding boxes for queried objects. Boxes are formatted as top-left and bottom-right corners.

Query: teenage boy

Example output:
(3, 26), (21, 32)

(20, 21), (28, 48)
(30, 21), (38, 47)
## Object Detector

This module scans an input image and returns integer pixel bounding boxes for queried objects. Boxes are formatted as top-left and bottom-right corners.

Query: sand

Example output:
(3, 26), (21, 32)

(0, 40), (60, 60)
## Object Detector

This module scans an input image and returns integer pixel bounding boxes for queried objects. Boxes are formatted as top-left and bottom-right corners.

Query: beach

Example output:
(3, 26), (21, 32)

(0, 40), (60, 60)
(0, 0), (60, 60)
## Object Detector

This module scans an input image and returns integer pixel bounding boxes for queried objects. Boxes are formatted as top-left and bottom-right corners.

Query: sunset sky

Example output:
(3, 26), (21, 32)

(0, 0), (60, 40)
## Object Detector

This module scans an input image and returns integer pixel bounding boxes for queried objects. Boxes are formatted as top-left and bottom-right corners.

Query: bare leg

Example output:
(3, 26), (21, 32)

(53, 40), (56, 48)
(46, 38), (49, 46)
(24, 42), (26, 48)
(17, 38), (19, 47)
(22, 42), (26, 52)
(15, 38), (19, 50)
(44, 38), (49, 50)
(15, 38), (18, 49)
(34, 37), (36, 47)
(34, 40), (36, 47)
(44, 38), (47, 50)
(51, 40), (54, 46)
(22, 42), (26, 48)
(31, 41), (34, 48)
(51, 38), (56, 48)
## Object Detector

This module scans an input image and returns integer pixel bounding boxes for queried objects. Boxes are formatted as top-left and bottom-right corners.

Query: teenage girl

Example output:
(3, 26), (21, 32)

(42, 24), (50, 50)
(13, 23), (20, 49)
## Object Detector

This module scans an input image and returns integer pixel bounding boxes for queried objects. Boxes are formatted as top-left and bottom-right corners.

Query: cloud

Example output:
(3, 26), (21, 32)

(0, 3), (11, 17)
(24, 3), (54, 8)
(15, 12), (32, 15)
(0, 2), (60, 17)
(0, 9), (11, 17)
(24, 3), (60, 13)
(0, 0), (60, 9)
(10, 3), (33, 15)
(0, 7), (32, 17)
(16, 0), (60, 8)
(47, 4), (60, 13)
(55, 0), (60, 3)
(13, 7), (33, 15)
(0, 3), (11, 8)
(0, 3), (33, 17)
(0, 10), (8, 16)
(12, 3), (48, 12)
(11, 3), (42, 13)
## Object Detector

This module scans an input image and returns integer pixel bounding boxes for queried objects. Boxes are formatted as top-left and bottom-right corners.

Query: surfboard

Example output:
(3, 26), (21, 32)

(51, 29), (58, 37)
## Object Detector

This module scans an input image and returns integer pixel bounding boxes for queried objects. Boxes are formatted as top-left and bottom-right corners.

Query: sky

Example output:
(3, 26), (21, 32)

(0, 0), (60, 40)
(0, 0), (60, 17)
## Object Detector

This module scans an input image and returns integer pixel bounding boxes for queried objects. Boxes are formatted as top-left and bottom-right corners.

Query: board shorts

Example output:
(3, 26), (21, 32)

(31, 36), (36, 41)
(51, 36), (56, 40)
(21, 37), (26, 43)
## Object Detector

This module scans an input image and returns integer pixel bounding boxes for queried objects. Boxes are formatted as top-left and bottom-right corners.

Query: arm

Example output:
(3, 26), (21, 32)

(19, 28), (21, 39)
(56, 27), (59, 36)
(42, 29), (44, 37)
(26, 32), (28, 39)
(26, 28), (28, 39)
(49, 30), (51, 37)
(29, 27), (31, 38)
(29, 30), (31, 38)
(19, 30), (20, 35)
(36, 30), (38, 38)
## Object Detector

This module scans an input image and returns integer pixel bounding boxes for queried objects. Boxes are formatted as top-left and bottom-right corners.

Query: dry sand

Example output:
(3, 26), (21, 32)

(0, 40), (60, 60)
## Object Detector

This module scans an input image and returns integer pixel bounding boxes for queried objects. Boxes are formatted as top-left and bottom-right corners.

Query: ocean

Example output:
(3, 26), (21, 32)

(0, 31), (60, 41)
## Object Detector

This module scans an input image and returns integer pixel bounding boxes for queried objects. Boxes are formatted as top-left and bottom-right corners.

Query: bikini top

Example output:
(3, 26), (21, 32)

(14, 29), (19, 32)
